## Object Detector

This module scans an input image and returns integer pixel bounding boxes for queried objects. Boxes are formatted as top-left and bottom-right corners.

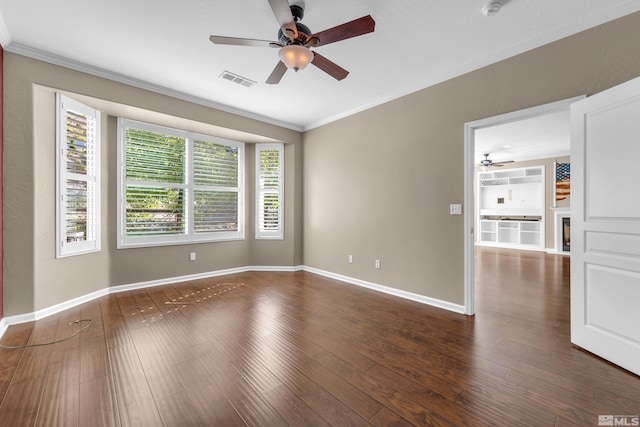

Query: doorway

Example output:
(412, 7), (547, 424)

(463, 96), (584, 315)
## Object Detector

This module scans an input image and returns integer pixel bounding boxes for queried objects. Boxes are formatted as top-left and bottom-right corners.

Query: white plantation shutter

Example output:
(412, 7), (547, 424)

(123, 124), (187, 241)
(193, 137), (240, 234)
(117, 120), (244, 248)
(56, 94), (101, 257)
(256, 144), (283, 239)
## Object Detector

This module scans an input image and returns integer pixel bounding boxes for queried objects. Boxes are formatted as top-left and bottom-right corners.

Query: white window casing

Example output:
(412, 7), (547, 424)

(117, 119), (244, 248)
(56, 94), (101, 258)
(255, 143), (284, 240)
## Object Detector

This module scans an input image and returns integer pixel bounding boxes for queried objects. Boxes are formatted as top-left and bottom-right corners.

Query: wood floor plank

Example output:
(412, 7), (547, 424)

(128, 327), (186, 401)
(175, 340), (299, 427)
(107, 334), (164, 426)
(250, 299), (378, 372)
(35, 309), (86, 427)
(109, 364), (163, 426)
(456, 382), (559, 426)
(555, 415), (593, 427)
(592, 386), (640, 415)
(357, 363), (485, 427)
(0, 378), (45, 426)
(99, 296), (130, 349)
(173, 350), (220, 392)
(78, 376), (120, 427)
(79, 333), (110, 385)
(226, 379), (289, 427)
(184, 383), (247, 427)
(300, 385), (374, 427)
(347, 339), (465, 402)
(369, 407), (416, 427)
(263, 383), (331, 427)
(35, 353), (80, 427)
(0, 322), (33, 402)
(156, 389), (209, 427)
(259, 331), (385, 420)
(229, 336), (319, 397)
(9, 316), (59, 384)
(0, 317), (59, 425)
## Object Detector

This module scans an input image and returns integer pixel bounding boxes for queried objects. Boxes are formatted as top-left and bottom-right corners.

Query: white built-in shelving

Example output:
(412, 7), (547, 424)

(477, 165), (545, 250)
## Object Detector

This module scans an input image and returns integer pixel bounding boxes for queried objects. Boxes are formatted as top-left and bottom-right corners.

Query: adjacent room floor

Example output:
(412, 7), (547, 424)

(0, 247), (638, 426)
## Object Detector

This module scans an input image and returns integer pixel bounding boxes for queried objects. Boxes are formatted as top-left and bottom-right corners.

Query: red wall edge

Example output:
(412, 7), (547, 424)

(1, 44), (4, 320)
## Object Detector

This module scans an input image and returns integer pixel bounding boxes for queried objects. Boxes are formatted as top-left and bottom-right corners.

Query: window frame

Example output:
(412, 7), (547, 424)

(255, 143), (284, 240)
(117, 118), (245, 248)
(56, 94), (101, 258)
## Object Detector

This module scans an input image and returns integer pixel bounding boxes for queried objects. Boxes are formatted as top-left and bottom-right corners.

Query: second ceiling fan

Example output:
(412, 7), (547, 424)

(209, 0), (375, 84)
(480, 153), (515, 168)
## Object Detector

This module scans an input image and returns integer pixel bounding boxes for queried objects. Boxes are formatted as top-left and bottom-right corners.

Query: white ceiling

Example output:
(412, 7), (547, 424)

(474, 109), (571, 165)
(1, 0), (639, 131)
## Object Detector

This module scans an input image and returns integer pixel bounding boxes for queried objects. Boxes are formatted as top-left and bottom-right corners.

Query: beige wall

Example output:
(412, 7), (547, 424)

(302, 12), (640, 306)
(3, 54), (302, 316)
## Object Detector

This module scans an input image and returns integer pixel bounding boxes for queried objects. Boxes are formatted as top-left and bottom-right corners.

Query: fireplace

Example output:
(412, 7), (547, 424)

(552, 207), (571, 255)
(562, 217), (570, 252)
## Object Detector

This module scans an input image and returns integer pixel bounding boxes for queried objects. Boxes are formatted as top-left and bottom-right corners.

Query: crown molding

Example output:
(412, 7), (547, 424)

(4, 42), (304, 132)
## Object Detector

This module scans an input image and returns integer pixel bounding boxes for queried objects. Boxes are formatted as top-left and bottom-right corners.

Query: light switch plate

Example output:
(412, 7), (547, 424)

(450, 204), (462, 215)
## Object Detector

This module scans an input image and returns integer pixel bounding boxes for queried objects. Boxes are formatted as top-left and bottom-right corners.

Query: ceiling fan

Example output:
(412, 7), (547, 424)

(209, 0), (375, 84)
(479, 153), (514, 168)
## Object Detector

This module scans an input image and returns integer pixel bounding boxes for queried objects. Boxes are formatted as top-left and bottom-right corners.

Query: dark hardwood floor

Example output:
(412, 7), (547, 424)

(1, 247), (639, 426)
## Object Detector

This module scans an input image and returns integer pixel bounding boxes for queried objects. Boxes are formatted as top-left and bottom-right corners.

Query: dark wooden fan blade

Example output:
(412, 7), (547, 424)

(310, 15), (375, 47)
(209, 35), (278, 48)
(311, 52), (349, 81)
(494, 160), (515, 165)
(267, 0), (297, 38)
(266, 61), (288, 85)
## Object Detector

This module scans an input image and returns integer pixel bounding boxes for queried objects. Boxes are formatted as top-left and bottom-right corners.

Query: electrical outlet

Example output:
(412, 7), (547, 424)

(348, 254), (353, 264)
(375, 259), (381, 269)
(189, 252), (196, 261)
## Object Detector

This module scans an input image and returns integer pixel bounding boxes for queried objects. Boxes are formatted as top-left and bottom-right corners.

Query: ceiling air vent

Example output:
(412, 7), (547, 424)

(219, 71), (257, 88)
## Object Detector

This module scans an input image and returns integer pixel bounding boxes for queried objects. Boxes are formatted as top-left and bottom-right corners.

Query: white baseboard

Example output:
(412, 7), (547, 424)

(546, 249), (571, 256)
(109, 266), (250, 294)
(0, 264), (464, 339)
(1, 312), (36, 331)
(246, 265), (303, 272)
(302, 266), (466, 314)
(476, 242), (548, 252)
(0, 317), (8, 340)
(36, 288), (110, 320)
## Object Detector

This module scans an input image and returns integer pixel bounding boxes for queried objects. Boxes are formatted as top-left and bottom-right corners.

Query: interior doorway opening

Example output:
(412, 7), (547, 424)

(463, 96), (584, 315)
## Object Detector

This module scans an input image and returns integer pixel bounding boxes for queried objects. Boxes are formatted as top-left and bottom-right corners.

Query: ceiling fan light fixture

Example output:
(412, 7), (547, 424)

(278, 45), (313, 71)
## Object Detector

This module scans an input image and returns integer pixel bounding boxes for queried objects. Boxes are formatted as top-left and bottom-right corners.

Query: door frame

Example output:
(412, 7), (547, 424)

(463, 96), (585, 315)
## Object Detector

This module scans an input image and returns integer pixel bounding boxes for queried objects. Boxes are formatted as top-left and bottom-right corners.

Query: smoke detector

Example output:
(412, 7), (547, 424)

(482, 1), (503, 17)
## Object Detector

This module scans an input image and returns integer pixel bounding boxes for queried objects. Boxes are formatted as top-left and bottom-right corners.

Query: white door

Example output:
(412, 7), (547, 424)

(571, 76), (640, 376)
